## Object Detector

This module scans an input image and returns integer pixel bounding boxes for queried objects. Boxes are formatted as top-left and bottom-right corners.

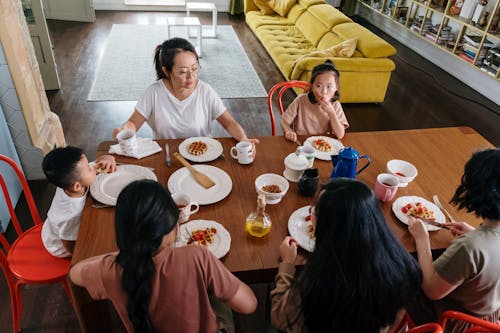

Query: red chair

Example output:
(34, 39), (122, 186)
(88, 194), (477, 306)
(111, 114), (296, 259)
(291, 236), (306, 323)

(267, 80), (310, 136)
(0, 154), (72, 333)
(407, 323), (444, 333)
(440, 310), (500, 333)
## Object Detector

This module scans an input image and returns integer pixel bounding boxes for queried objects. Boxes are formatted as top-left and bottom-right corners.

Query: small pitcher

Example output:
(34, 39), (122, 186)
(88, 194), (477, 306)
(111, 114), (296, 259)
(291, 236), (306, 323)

(298, 168), (319, 197)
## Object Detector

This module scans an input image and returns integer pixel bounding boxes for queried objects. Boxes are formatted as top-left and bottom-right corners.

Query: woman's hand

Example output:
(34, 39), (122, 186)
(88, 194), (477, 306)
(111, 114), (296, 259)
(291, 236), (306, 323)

(284, 130), (297, 142)
(95, 155), (117, 173)
(445, 221), (475, 237)
(408, 216), (429, 243)
(112, 127), (124, 141)
(279, 236), (297, 264)
(241, 138), (259, 159)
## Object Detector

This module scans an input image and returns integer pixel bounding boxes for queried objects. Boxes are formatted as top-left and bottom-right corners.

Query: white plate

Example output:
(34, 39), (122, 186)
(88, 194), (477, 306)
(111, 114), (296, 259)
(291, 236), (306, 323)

(179, 137), (223, 162)
(175, 220), (231, 259)
(304, 136), (344, 161)
(288, 205), (315, 252)
(392, 196), (446, 231)
(168, 165), (232, 205)
(90, 165), (157, 205)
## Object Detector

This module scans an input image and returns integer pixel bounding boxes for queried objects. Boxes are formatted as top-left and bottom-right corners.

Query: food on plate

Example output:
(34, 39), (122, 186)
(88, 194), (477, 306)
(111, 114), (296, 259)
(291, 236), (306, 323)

(187, 141), (208, 156)
(95, 166), (111, 174)
(401, 202), (436, 220)
(188, 227), (217, 246)
(308, 223), (315, 239)
(262, 184), (281, 193)
(312, 138), (332, 152)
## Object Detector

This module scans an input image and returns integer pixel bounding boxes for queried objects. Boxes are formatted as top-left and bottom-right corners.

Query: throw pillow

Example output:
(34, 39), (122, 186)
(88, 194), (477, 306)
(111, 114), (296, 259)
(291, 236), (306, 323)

(269, 0), (296, 17)
(255, 0), (276, 15)
(292, 39), (358, 67)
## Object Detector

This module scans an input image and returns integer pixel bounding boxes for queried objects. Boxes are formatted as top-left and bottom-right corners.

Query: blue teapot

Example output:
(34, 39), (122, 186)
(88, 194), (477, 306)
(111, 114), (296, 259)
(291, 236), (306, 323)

(330, 147), (371, 179)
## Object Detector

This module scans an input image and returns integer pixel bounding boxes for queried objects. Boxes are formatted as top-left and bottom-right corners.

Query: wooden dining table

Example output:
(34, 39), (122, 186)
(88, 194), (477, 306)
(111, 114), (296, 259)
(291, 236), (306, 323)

(70, 126), (494, 332)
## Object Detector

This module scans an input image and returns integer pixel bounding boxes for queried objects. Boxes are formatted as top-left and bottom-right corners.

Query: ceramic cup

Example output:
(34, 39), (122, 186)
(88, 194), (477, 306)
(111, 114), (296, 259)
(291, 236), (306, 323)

(116, 129), (138, 156)
(230, 141), (255, 164)
(300, 144), (315, 168)
(172, 193), (199, 224)
(374, 173), (400, 202)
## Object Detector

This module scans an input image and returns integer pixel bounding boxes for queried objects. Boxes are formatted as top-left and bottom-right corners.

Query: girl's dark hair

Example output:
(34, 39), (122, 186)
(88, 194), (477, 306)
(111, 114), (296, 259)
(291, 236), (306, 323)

(307, 60), (340, 104)
(451, 148), (500, 220)
(42, 146), (84, 190)
(115, 180), (179, 333)
(294, 178), (422, 332)
(154, 37), (198, 80)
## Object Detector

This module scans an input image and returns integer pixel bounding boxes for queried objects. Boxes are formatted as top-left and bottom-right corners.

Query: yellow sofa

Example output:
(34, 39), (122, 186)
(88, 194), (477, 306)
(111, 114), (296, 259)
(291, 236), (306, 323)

(244, 0), (397, 103)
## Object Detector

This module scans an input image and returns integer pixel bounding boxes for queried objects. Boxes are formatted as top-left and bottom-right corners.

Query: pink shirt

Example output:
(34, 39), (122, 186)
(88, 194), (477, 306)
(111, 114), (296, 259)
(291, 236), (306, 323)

(281, 94), (349, 137)
(78, 245), (240, 333)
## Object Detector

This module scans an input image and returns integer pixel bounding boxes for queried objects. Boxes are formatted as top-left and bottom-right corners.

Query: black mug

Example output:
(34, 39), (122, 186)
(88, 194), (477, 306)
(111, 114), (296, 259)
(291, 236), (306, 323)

(298, 168), (319, 197)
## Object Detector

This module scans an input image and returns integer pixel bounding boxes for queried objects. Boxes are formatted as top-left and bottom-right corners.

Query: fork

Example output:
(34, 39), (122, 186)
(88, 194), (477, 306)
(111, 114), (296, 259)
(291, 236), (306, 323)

(433, 194), (456, 222)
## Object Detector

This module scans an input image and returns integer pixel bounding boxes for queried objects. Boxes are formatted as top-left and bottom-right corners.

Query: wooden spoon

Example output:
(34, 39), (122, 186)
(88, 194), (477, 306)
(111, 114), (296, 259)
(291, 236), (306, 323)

(172, 152), (215, 189)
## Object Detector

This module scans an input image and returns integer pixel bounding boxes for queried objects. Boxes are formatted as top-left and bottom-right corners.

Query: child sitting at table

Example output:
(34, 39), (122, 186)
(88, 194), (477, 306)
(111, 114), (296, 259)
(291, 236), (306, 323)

(280, 60), (349, 143)
(407, 148), (500, 331)
(41, 146), (116, 258)
(270, 178), (422, 332)
(69, 179), (257, 333)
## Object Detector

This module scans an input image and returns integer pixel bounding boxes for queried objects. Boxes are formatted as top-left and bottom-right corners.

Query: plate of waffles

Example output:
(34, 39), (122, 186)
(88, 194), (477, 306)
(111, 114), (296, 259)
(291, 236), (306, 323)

(392, 196), (446, 231)
(288, 205), (315, 252)
(175, 220), (231, 258)
(179, 137), (223, 162)
(90, 164), (157, 205)
(304, 136), (344, 161)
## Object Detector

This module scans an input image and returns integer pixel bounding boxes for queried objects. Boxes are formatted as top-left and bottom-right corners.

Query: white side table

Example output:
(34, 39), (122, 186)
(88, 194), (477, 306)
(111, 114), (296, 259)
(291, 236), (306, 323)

(186, 2), (217, 38)
(167, 16), (202, 57)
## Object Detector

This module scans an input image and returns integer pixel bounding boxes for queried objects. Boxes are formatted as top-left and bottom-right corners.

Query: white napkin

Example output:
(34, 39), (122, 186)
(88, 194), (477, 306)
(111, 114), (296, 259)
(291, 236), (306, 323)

(109, 138), (162, 159)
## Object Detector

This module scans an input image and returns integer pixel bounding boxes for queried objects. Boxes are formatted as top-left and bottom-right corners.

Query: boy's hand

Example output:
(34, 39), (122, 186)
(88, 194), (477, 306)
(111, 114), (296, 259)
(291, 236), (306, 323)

(285, 130), (297, 143)
(95, 155), (117, 173)
(445, 221), (475, 237)
(279, 236), (297, 264)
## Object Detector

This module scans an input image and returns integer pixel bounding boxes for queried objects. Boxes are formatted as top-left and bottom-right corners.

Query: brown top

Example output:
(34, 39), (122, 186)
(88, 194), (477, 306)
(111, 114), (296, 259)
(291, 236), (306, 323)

(281, 94), (349, 136)
(78, 245), (240, 333)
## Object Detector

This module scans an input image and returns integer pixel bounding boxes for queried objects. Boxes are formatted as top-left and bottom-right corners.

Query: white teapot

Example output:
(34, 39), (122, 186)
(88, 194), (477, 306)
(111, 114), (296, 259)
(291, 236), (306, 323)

(283, 149), (309, 182)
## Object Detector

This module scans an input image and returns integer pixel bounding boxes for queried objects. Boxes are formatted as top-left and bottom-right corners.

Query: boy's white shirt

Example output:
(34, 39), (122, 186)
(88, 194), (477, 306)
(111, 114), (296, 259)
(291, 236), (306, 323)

(41, 187), (88, 258)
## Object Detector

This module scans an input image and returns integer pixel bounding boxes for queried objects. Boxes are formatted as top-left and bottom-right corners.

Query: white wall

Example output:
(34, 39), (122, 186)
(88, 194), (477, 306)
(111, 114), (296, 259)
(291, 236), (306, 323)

(94, 0), (231, 12)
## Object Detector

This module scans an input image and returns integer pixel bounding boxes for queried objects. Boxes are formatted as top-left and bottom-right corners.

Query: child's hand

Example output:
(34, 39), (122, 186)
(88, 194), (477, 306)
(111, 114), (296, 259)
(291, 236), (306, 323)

(445, 221), (475, 237)
(284, 130), (297, 143)
(319, 97), (335, 116)
(407, 216), (429, 242)
(279, 236), (297, 264)
(95, 155), (117, 173)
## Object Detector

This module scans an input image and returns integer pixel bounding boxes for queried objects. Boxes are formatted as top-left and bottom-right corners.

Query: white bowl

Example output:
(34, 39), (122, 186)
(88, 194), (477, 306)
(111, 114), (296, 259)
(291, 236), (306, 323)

(255, 173), (289, 204)
(387, 159), (418, 187)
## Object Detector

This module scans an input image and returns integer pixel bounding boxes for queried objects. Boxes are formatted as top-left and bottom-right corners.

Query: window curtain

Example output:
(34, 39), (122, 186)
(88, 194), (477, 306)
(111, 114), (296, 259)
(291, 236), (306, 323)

(229, 0), (244, 15)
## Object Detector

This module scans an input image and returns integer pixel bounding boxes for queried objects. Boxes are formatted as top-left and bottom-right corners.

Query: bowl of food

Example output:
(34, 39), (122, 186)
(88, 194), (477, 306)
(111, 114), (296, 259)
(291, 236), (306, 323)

(255, 173), (290, 204)
(387, 159), (418, 187)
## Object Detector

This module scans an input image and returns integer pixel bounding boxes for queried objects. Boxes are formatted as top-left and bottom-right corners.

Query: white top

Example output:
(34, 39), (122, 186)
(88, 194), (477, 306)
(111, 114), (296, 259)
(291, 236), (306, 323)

(41, 187), (87, 258)
(135, 80), (226, 139)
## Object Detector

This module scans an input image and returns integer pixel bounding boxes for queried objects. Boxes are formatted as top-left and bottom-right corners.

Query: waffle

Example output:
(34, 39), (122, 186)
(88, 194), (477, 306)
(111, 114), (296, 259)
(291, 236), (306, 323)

(402, 202), (436, 220)
(312, 138), (332, 152)
(188, 227), (217, 246)
(187, 141), (208, 156)
(308, 223), (316, 239)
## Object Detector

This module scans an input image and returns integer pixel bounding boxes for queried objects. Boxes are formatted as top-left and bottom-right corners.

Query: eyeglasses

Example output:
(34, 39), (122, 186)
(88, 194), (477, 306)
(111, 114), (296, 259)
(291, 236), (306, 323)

(174, 64), (201, 77)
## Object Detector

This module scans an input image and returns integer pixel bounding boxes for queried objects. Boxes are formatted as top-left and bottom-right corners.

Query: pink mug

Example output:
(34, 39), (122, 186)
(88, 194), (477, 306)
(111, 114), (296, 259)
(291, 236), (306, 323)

(374, 173), (399, 202)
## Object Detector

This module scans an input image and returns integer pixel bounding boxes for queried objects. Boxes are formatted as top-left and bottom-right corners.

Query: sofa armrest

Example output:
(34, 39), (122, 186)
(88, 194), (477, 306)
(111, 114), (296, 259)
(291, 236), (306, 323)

(291, 57), (396, 79)
(244, 0), (259, 14)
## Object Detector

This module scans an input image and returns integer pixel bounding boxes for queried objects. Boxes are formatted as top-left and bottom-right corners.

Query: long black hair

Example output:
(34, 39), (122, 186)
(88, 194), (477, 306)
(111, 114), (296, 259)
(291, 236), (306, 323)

(294, 178), (422, 332)
(115, 180), (179, 332)
(451, 148), (500, 221)
(154, 37), (198, 80)
(307, 59), (340, 104)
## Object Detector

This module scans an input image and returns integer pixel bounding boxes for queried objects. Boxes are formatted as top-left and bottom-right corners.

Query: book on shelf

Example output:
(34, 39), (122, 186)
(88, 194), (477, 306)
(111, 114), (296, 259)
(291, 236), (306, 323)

(463, 34), (496, 48)
(458, 52), (483, 65)
(480, 66), (497, 77)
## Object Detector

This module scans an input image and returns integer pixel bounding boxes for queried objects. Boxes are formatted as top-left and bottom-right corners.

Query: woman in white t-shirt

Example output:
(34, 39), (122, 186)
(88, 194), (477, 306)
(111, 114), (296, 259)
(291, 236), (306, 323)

(112, 38), (259, 148)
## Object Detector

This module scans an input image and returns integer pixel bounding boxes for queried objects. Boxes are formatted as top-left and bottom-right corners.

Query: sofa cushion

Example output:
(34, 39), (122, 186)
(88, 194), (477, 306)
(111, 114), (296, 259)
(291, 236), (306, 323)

(307, 4), (352, 28)
(269, 0), (297, 16)
(332, 23), (397, 58)
(255, 0), (276, 15)
(245, 11), (294, 30)
(295, 10), (330, 46)
(291, 38), (357, 67)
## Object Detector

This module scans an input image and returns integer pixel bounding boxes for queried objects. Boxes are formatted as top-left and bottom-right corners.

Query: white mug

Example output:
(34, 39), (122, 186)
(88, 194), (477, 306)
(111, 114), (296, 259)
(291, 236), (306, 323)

(172, 193), (199, 224)
(300, 144), (315, 168)
(230, 141), (255, 164)
(116, 130), (138, 156)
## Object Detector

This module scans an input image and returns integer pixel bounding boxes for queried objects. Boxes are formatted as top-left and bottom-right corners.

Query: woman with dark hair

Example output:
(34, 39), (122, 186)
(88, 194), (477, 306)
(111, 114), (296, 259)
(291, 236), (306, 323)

(270, 178), (422, 332)
(70, 180), (257, 332)
(407, 148), (500, 331)
(280, 60), (349, 142)
(112, 38), (258, 147)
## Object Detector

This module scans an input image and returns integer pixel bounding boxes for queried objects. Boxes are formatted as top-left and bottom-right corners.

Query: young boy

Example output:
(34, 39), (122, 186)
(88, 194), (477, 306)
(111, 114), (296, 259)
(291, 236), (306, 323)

(41, 146), (116, 258)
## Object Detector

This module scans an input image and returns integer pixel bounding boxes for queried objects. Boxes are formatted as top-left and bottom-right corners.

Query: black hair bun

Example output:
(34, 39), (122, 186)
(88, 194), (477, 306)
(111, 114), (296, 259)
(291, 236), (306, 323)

(324, 59), (334, 65)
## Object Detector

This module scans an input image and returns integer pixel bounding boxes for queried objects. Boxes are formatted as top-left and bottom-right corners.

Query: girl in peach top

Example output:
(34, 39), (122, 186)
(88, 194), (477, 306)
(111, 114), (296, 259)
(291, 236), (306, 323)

(280, 60), (349, 142)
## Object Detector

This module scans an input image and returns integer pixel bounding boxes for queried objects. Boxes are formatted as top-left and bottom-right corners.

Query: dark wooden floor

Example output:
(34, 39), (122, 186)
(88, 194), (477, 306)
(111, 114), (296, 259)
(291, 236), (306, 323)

(1, 9), (499, 333)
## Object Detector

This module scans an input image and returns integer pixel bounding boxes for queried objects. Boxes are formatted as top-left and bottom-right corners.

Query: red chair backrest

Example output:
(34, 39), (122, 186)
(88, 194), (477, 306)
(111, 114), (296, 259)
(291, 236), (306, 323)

(407, 323), (444, 333)
(267, 80), (310, 136)
(440, 310), (500, 333)
(0, 155), (43, 251)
